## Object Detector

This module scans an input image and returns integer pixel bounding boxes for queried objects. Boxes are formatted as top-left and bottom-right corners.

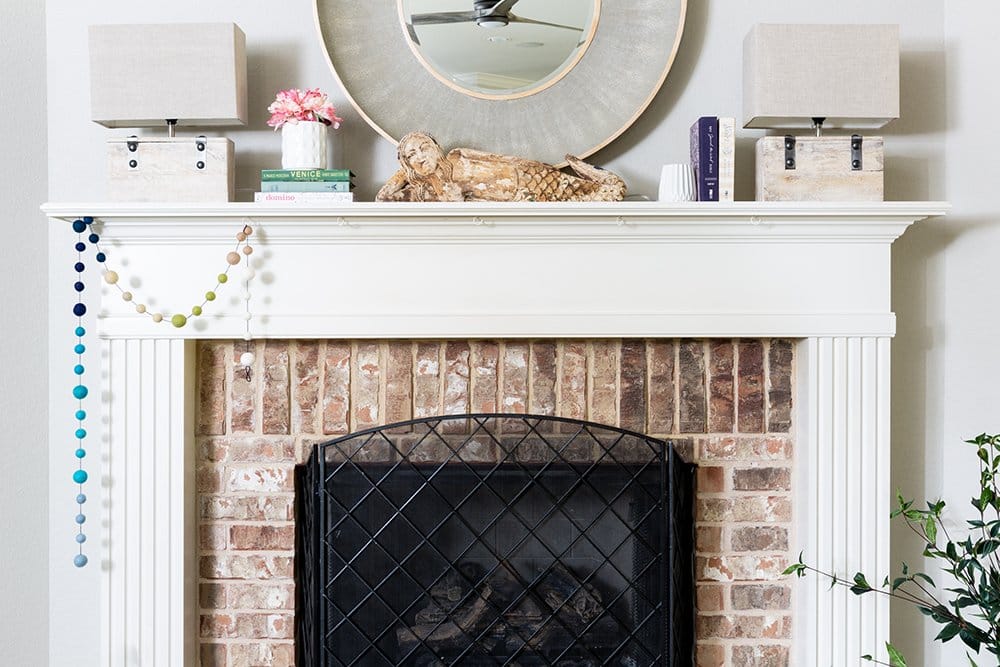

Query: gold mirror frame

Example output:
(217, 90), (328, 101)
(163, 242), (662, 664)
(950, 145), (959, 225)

(313, 0), (686, 166)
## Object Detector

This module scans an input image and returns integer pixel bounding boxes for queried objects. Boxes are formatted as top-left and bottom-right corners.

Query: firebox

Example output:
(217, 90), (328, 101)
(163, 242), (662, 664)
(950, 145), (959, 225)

(297, 414), (695, 666)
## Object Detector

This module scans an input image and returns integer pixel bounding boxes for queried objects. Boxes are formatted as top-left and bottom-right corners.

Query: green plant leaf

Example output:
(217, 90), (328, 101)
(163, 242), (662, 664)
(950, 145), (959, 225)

(886, 642), (907, 667)
(926, 516), (938, 544)
(782, 563), (806, 577)
(936, 623), (960, 642)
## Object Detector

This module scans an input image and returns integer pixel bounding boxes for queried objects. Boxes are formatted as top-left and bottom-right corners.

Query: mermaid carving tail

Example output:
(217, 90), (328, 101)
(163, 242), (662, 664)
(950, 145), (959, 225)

(563, 155), (627, 202)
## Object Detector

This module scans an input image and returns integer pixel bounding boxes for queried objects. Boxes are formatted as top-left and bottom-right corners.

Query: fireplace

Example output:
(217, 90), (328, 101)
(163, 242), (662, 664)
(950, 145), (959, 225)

(296, 415), (695, 666)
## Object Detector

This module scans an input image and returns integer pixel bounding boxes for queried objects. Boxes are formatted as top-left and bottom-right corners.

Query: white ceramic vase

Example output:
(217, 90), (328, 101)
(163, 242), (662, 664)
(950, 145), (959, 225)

(281, 120), (328, 170)
(658, 163), (697, 202)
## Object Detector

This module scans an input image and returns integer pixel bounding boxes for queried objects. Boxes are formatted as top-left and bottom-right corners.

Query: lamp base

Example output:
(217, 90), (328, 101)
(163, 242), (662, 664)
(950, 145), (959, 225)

(107, 136), (235, 202)
(755, 135), (883, 202)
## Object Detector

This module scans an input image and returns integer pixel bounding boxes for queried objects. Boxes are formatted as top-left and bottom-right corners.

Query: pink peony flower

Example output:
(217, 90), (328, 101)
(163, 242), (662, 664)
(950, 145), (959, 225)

(267, 88), (343, 129)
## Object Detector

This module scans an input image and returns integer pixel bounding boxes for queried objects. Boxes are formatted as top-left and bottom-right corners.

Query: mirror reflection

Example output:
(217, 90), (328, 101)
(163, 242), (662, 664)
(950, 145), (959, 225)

(399, 0), (599, 98)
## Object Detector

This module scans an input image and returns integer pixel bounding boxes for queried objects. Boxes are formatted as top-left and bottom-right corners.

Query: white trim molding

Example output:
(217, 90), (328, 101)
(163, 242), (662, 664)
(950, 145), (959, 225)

(43, 201), (946, 666)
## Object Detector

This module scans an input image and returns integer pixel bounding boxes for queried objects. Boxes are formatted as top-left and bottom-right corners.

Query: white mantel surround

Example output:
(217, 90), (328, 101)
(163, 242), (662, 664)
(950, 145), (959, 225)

(43, 201), (947, 666)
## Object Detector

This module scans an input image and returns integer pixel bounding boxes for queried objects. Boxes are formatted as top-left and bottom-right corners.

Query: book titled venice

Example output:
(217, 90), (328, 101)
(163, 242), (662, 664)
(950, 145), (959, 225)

(260, 169), (355, 182)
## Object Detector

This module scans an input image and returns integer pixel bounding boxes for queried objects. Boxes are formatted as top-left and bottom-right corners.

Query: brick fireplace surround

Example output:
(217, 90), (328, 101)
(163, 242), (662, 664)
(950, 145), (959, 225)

(42, 201), (947, 667)
(195, 338), (794, 666)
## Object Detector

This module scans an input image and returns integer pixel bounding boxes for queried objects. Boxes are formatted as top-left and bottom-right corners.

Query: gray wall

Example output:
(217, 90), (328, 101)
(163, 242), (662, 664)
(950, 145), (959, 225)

(38, 0), (991, 664)
(1, 1), (49, 665)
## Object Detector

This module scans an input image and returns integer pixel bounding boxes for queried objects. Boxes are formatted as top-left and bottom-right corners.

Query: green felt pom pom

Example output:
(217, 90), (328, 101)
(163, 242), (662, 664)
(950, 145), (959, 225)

(217, 273), (228, 284)
(171, 314), (187, 328)
(191, 306), (203, 316)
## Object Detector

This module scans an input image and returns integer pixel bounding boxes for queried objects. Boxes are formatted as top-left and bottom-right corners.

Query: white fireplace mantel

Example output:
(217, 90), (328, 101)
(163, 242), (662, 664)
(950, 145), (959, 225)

(44, 201), (947, 666)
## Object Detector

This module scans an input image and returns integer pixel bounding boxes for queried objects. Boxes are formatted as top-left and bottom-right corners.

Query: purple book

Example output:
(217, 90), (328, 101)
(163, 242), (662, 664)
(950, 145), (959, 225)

(690, 116), (719, 201)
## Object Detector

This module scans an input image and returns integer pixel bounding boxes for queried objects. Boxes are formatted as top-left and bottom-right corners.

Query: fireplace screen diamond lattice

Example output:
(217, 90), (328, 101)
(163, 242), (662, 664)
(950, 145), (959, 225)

(297, 414), (694, 666)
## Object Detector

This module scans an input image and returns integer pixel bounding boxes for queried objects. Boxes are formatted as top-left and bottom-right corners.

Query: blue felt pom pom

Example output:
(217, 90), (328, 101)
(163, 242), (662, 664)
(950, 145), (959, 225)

(73, 303), (86, 317)
(75, 410), (86, 421)
(76, 493), (86, 504)
(72, 385), (88, 400)
(75, 448), (86, 458)
(74, 282), (85, 292)
(75, 242), (86, 252)
(74, 262), (85, 273)
(75, 326), (85, 337)
(74, 364), (85, 376)
(96, 252), (106, 262)
(73, 469), (88, 484)
(76, 533), (87, 544)
(75, 513), (86, 525)
(88, 233), (100, 244)
(75, 344), (85, 354)
(75, 428), (86, 439)
(73, 554), (88, 568)
(72, 220), (86, 233)
(83, 216), (94, 224)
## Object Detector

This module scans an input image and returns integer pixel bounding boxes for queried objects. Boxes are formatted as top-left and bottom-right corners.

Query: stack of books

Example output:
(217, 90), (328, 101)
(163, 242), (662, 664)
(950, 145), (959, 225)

(689, 116), (735, 202)
(254, 169), (355, 203)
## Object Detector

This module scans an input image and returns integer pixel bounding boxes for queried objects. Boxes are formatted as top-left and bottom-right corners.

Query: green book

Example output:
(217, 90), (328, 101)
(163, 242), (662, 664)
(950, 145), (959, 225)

(261, 169), (355, 182)
(261, 181), (354, 193)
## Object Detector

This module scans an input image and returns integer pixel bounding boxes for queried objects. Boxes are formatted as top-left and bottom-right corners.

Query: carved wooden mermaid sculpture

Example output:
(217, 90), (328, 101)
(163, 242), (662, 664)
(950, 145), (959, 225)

(376, 131), (626, 202)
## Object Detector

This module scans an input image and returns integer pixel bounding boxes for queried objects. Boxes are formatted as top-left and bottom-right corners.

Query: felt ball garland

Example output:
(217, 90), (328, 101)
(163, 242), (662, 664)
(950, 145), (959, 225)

(68, 217), (256, 567)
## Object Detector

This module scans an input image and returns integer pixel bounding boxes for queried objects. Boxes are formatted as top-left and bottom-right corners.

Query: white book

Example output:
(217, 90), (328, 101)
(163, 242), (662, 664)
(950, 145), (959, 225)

(254, 191), (355, 203)
(718, 117), (736, 202)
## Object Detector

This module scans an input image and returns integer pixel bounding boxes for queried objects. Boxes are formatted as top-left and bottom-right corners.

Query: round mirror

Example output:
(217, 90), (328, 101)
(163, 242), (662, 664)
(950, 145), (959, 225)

(399, 0), (600, 99)
(314, 0), (686, 166)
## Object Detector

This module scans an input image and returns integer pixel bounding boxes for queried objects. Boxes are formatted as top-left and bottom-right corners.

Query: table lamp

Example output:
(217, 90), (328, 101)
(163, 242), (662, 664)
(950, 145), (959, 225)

(89, 23), (248, 202)
(743, 24), (899, 201)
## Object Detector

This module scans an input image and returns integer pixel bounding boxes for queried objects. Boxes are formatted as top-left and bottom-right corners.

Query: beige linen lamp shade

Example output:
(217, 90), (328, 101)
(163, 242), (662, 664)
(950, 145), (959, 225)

(89, 23), (248, 127)
(743, 24), (899, 130)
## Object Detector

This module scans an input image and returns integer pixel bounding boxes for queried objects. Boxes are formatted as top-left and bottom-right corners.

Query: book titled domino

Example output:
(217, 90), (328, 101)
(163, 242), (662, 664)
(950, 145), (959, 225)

(254, 191), (354, 203)
(689, 116), (719, 201)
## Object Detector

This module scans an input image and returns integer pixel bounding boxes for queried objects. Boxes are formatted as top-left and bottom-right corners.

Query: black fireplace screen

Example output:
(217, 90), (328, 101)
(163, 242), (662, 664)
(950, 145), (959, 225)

(297, 414), (694, 666)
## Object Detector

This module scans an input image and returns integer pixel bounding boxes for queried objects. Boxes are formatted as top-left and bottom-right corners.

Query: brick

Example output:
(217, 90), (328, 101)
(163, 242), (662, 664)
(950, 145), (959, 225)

(228, 642), (294, 667)
(200, 495), (294, 522)
(471, 341), (499, 412)
(731, 526), (788, 552)
(200, 554), (294, 580)
(262, 342), (290, 434)
(197, 342), (228, 436)
(352, 342), (380, 429)
(590, 341), (618, 426)
(231, 341), (258, 433)
(697, 614), (769, 639)
(201, 613), (290, 639)
(679, 340), (707, 433)
(700, 436), (793, 461)
(708, 341), (735, 432)
(226, 465), (294, 493)
(385, 341), (413, 427)
(648, 341), (675, 434)
(324, 436), (395, 463)
(229, 525), (295, 551)
(697, 555), (788, 582)
(228, 437), (296, 463)
(696, 526), (723, 552)
(266, 613), (295, 639)
(200, 524), (228, 551)
(733, 467), (791, 491)
(696, 584), (725, 611)
(200, 612), (238, 638)
(697, 466), (726, 493)
(558, 341), (587, 422)
(530, 341), (557, 416)
(731, 584), (791, 610)
(502, 342), (529, 414)
(443, 341), (471, 431)
(768, 339), (794, 432)
(200, 583), (225, 608)
(697, 496), (791, 523)
(226, 583), (294, 610)
(322, 342), (351, 434)
(292, 340), (320, 433)
(414, 342), (441, 418)
(695, 643), (726, 667)
(200, 642), (226, 667)
(196, 464), (223, 494)
(198, 437), (229, 463)
(619, 340), (647, 432)
(731, 644), (790, 666)
(738, 340), (765, 433)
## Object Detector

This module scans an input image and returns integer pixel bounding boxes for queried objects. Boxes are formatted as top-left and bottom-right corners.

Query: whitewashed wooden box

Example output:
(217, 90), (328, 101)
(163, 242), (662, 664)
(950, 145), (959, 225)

(107, 137), (234, 202)
(755, 135), (883, 201)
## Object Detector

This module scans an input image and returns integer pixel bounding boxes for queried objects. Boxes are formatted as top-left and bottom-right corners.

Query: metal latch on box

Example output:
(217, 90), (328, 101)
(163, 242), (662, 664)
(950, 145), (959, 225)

(124, 135), (209, 170)
(783, 134), (864, 171)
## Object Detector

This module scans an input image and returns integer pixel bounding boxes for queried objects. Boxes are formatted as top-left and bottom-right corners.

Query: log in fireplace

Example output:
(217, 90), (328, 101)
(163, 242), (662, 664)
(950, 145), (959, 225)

(296, 414), (695, 666)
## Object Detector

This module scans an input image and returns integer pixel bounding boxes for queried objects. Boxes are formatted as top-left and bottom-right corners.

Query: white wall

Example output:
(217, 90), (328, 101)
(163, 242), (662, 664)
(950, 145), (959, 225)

(1, 2), (49, 665)
(43, 0), (955, 664)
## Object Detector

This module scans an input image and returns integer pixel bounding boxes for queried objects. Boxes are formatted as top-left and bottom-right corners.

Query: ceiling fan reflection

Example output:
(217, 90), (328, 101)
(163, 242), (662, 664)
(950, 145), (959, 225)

(410, 0), (583, 32)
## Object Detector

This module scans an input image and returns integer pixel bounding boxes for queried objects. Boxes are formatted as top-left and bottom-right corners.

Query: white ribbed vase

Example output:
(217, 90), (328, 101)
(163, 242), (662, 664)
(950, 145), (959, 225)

(281, 120), (328, 169)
